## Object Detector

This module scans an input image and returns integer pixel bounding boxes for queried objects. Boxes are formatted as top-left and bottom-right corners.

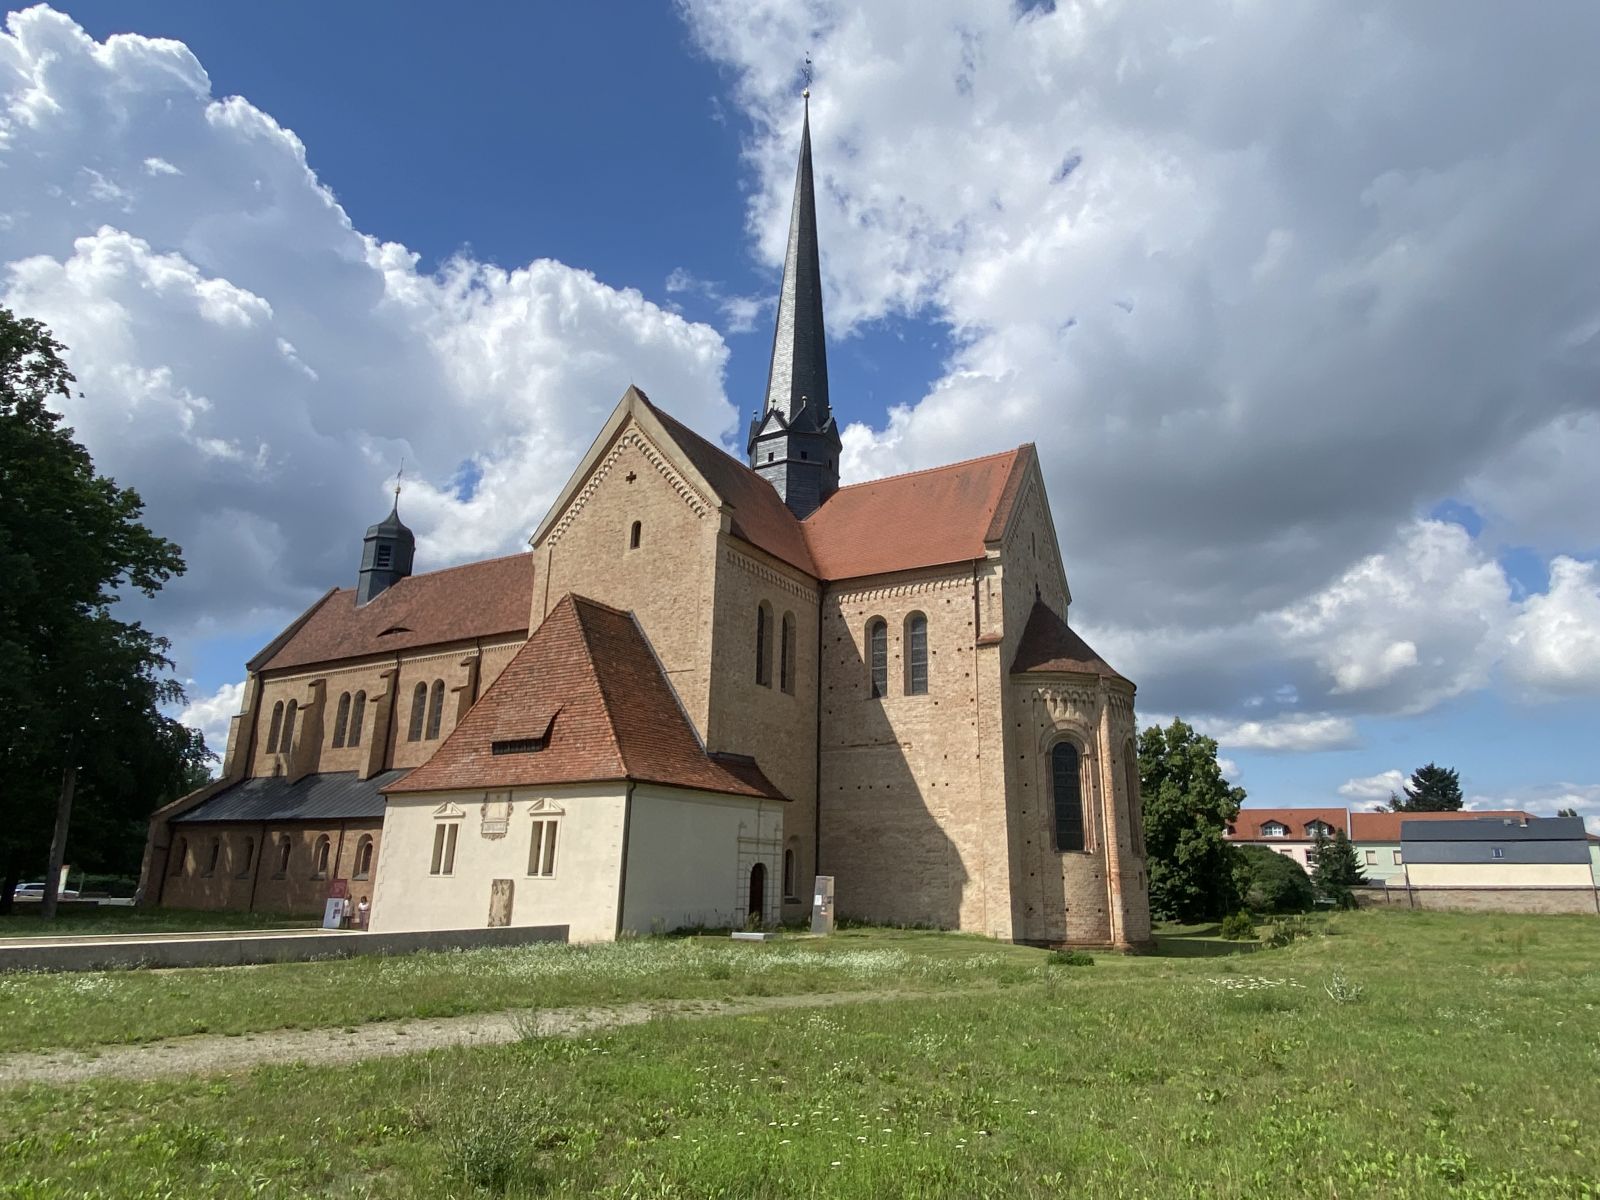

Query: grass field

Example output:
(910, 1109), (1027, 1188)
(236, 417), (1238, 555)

(0, 905), (318, 939)
(3, 911), (1599, 1198)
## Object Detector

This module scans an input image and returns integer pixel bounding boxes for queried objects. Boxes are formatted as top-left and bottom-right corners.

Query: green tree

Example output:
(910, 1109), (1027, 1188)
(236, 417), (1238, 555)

(0, 306), (209, 913)
(1557, 807), (1578, 818)
(1384, 763), (1463, 812)
(1310, 829), (1366, 907)
(1138, 718), (1247, 922)
(1236, 844), (1316, 914)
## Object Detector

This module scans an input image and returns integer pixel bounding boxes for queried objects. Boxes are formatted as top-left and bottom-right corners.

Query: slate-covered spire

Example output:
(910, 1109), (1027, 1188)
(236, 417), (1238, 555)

(748, 91), (842, 519)
(356, 488), (415, 606)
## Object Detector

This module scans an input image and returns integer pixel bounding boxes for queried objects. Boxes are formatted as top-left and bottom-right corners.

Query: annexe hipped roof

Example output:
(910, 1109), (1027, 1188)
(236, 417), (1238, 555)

(252, 553), (534, 673)
(385, 593), (785, 800)
(172, 769), (408, 824)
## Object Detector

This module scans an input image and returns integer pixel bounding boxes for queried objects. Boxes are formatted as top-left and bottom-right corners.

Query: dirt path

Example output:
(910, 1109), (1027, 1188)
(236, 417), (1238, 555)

(0, 989), (901, 1088)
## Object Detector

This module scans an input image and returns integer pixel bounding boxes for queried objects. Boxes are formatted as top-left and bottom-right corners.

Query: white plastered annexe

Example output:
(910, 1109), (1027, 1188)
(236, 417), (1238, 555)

(371, 782), (783, 940)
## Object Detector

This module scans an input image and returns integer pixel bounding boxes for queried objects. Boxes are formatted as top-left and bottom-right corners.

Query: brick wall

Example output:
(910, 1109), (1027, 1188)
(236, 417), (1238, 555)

(158, 820), (384, 917)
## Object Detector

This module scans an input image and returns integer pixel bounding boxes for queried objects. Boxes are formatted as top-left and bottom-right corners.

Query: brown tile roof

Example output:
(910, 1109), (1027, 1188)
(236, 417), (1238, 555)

(1348, 809), (1532, 843)
(1010, 600), (1129, 682)
(252, 553), (535, 673)
(643, 399), (819, 577)
(385, 593), (786, 800)
(1227, 807), (1349, 841)
(802, 447), (1033, 581)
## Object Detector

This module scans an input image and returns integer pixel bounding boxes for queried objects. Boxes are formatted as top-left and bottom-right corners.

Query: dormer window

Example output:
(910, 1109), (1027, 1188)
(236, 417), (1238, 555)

(1306, 820), (1331, 837)
(1261, 821), (1287, 838)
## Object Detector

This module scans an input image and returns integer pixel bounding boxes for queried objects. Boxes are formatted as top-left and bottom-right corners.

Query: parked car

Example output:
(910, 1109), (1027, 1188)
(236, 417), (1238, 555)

(13, 882), (80, 900)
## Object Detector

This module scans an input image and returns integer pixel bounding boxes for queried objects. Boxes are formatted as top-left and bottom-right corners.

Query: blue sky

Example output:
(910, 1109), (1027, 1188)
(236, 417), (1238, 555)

(3, 2), (1598, 825)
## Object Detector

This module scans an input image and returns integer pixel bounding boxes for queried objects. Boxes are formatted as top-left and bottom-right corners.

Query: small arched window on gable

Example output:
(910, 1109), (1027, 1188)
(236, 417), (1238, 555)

(168, 836), (188, 876)
(280, 700), (298, 756)
(312, 834), (331, 879)
(331, 692), (352, 748)
(629, 520), (642, 550)
(1124, 739), (1145, 857)
(407, 683), (428, 741)
(755, 602), (774, 687)
(1052, 741), (1087, 853)
(266, 702), (284, 753)
(201, 836), (222, 878)
(867, 618), (888, 699)
(235, 836), (255, 879)
(780, 612), (797, 694)
(425, 679), (446, 739)
(348, 691), (367, 748)
(354, 835), (375, 879)
(904, 612), (929, 696)
(274, 834), (292, 878)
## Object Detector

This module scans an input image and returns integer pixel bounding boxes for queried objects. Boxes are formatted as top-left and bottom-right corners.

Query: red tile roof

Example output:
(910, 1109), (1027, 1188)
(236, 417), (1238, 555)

(643, 399), (819, 577)
(1227, 807), (1349, 841)
(386, 593), (786, 800)
(1011, 600), (1129, 682)
(253, 554), (535, 673)
(802, 447), (1033, 581)
(1348, 809), (1532, 843)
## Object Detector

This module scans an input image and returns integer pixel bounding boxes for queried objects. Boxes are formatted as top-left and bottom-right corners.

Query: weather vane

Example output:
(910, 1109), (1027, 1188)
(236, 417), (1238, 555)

(803, 52), (813, 98)
(395, 457), (404, 502)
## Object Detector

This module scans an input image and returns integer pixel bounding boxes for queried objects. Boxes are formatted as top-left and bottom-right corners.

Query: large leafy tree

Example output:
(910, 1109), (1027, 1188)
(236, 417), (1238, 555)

(1138, 718), (1247, 922)
(1385, 762), (1463, 812)
(1236, 844), (1315, 914)
(0, 306), (209, 912)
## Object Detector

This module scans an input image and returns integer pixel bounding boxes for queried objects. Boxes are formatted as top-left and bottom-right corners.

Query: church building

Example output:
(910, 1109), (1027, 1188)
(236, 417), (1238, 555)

(140, 100), (1151, 948)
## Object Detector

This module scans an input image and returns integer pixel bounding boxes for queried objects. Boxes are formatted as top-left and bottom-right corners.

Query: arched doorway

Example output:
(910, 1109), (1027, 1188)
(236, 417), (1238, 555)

(748, 862), (767, 925)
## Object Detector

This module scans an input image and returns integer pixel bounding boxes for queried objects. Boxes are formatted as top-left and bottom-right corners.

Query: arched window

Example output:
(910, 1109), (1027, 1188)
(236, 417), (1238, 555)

(629, 520), (642, 550)
(266, 702), (284, 753)
(235, 836), (255, 879)
(354, 835), (375, 879)
(867, 618), (888, 699)
(331, 692), (352, 748)
(425, 679), (446, 739)
(168, 836), (188, 876)
(281, 700), (298, 756)
(1124, 739), (1144, 856)
(407, 683), (428, 741)
(348, 691), (367, 748)
(274, 835), (292, 878)
(904, 612), (929, 695)
(1052, 741), (1086, 853)
(312, 834), (331, 879)
(755, 602), (774, 687)
(202, 836), (221, 878)
(783, 846), (797, 900)
(748, 861), (767, 925)
(780, 612), (797, 694)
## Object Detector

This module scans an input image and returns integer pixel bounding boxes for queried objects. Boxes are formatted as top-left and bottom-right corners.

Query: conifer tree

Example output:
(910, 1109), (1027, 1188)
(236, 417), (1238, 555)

(1385, 763), (1463, 812)
(1310, 829), (1365, 907)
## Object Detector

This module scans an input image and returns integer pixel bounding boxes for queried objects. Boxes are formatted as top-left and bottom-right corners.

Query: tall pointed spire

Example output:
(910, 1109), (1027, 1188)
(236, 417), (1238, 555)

(764, 91), (830, 422)
(748, 88), (842, 519)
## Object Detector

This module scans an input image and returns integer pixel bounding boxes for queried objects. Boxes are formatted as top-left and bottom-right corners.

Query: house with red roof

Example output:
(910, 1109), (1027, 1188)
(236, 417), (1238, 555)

(1225, 808), (1349, 872)
(140, 102), (1150, 947)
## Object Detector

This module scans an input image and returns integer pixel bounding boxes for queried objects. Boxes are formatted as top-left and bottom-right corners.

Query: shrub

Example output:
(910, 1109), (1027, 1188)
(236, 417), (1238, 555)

(1047, 949), (1095, 967)
(1264, 914), (1318, 948)
(1220, 911), (1257, 941)
(1235, 845), (1315, 914)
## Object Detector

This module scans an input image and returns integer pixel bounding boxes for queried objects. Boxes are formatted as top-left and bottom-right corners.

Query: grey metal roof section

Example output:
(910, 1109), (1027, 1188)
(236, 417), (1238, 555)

(172, 770), (408, 824)
(1401, 816), (1587, 842)
(1402, 816), (1591, 865)
(761, 96), (831, 427)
